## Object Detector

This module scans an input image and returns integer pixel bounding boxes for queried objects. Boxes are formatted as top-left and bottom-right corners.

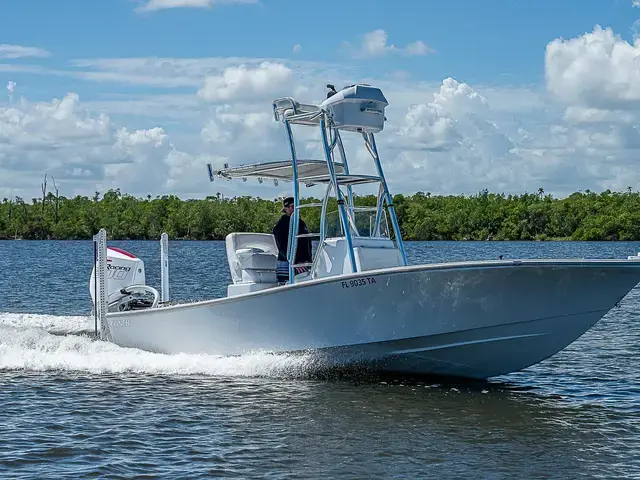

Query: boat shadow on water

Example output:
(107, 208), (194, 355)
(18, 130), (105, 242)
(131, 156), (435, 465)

(270, 357), (539, 393)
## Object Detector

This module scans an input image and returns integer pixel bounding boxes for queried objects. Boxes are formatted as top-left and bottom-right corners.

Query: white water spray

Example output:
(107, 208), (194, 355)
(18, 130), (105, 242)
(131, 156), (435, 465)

(0, 312), (316, 378)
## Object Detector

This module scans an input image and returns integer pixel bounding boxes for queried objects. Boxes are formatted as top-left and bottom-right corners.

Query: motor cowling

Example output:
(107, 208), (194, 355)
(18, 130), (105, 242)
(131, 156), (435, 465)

(89, 246), (157, 312)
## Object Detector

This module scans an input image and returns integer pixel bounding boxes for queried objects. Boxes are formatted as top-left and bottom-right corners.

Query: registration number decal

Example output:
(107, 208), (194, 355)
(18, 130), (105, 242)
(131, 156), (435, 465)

(111, 318), (131, 328)
(341, 277), (377, 288)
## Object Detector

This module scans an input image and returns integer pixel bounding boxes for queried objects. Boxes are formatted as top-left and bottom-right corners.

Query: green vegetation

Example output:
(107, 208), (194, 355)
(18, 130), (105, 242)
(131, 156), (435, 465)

(2, 185), (640, 241)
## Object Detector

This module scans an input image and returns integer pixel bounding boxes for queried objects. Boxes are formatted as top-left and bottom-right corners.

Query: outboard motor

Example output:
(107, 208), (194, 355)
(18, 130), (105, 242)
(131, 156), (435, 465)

(89, 246), (159, 313)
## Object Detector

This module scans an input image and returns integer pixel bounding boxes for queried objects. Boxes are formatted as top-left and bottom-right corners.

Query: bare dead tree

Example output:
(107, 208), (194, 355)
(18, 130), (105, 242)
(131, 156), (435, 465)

(41, 174), (48, 213)
(51, 176), (60, 224)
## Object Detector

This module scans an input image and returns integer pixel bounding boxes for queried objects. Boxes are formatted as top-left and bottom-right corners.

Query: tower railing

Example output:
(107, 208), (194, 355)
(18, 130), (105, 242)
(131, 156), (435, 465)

(272, 89), (408, 284)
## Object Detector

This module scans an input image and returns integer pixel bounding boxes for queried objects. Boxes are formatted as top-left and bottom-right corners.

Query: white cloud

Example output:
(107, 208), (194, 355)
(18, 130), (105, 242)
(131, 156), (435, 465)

(21, 56), (349, 90)
(390, 77), (488, 152)
(0, 92), (204, 199)
(633, 0), (640, 8)
(2, 71), (638, 202)
(342, 30), (434, 59)
(292, 44), (302, 54)
(532, 24), (640, 191)
(0, 44), (50, 59)
(67, 57), (260, 87)
(200, 107), (277, 144)
(390, 77), (503, 155)
(563, 106), (635, 124)
(136, 0), (257, 12)
(6, 23), (640, 201)
(81, 93), (204, 120)
(405, 41), (431, 56)
(197, 61), (294, 102)
(377, 78), (523, 194)
(0, 59), (202, 88)
(545, 25), (640, 110)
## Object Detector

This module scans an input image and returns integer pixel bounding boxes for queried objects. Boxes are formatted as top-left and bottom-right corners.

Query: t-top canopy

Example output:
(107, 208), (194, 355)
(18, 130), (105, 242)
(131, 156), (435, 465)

(300, 174), (382, 187)
(208, 159), (347, 183)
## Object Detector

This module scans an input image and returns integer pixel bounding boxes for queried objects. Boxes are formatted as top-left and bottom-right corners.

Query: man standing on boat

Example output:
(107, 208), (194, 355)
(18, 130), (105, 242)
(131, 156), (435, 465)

(273, 196), (312, 282)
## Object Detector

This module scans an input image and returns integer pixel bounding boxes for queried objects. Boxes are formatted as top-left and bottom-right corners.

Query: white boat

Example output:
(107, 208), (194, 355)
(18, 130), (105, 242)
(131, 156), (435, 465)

(89, 84), (640, 380)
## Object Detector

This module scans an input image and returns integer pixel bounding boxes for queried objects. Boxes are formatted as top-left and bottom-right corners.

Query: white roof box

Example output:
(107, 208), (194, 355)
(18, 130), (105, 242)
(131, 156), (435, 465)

(320, 84), (388, 133)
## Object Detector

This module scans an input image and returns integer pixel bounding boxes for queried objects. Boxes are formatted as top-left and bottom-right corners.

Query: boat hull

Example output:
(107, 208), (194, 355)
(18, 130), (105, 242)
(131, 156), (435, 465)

(103, 259), (640, 379)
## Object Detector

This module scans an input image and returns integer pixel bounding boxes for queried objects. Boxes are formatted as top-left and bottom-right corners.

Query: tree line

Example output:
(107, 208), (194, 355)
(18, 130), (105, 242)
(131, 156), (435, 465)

(1, 184), (640, 241)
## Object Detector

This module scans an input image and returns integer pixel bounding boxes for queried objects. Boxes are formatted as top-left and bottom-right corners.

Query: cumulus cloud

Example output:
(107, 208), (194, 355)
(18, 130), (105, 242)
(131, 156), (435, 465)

(536, 24), (640, 190)
(342, 30), (434, 59)
(545, 25), (640, 110)
(376, 78), (522, 194)
(197, 61), (294, 102)
(201, 107), (277, 145)
(0, 44), (50, 59)
(136, 0), (257, 12)
(7, 22), (640, 201)
(2, 72), (638, 202)
(391, 78), (495, 150)
(0, 92), (203, 199)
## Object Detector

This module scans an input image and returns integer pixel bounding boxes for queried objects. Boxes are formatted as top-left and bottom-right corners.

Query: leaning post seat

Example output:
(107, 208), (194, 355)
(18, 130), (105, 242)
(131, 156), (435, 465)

(225, 233), (279, 295)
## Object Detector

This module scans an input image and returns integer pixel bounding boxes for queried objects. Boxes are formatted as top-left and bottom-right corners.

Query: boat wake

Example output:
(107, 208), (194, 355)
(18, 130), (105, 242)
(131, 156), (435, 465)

(0, 312), (319, 379)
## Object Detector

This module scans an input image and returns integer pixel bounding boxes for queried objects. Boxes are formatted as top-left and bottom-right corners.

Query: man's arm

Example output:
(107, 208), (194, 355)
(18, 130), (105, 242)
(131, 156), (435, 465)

(272, 217), (288, 259)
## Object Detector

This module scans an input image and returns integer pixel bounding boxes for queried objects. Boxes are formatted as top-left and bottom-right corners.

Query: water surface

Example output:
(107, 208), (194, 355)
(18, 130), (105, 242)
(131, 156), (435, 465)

(1, 240), (640, 478)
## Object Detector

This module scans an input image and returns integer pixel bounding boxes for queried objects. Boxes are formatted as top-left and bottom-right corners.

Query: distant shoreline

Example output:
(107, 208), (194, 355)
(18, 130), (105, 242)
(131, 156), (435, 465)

(1, 188), (637, 242)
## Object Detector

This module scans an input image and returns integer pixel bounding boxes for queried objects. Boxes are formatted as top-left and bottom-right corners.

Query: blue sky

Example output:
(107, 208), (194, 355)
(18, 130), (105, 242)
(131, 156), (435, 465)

(3, 1), (639, 86)
(2, 0), (640, 199)
(2, 1), (638, 83)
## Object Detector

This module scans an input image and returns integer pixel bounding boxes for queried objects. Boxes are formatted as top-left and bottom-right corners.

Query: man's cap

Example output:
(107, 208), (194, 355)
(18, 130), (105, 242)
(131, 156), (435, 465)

(282, 196), (294, 212)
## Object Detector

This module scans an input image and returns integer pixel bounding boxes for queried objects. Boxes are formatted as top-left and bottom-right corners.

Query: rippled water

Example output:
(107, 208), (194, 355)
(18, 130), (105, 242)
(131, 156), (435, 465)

(1, 240), (640, 479)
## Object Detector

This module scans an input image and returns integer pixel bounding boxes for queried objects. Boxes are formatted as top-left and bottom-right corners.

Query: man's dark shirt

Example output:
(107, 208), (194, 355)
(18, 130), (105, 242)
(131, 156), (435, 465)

(272, 214), (313, 263)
